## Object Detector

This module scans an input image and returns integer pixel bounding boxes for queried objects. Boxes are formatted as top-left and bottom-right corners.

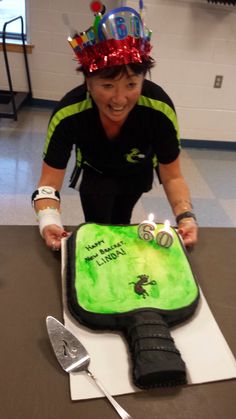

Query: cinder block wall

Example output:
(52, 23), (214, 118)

(0, 0), (235, 142)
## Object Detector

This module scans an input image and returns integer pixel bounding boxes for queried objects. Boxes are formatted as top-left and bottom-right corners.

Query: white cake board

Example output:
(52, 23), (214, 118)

(61, 239), (236, 401)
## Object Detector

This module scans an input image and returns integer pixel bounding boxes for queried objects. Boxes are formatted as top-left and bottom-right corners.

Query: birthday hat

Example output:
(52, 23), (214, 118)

(68, 1), (153, 74)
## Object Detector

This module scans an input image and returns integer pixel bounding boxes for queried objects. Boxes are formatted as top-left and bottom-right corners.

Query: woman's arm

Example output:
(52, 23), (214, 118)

(33, 162), (67, 250)
(159, 157), (198, 246)
(34, 162), (66, 210)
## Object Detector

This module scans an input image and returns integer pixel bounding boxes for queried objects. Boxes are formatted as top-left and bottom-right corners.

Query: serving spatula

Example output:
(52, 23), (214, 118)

(46, 316), (133, 419)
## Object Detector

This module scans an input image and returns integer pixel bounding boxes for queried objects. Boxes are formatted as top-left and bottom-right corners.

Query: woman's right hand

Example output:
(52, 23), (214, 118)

(33, 162), (68, 250)
(42, 224), (70, 251)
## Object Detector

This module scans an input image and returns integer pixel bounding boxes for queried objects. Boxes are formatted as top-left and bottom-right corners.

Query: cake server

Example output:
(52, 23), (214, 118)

(46, 316), (133, 419)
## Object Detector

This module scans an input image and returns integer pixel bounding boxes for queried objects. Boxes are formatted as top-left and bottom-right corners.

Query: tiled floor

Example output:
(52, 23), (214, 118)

(1, 105), (236, 227)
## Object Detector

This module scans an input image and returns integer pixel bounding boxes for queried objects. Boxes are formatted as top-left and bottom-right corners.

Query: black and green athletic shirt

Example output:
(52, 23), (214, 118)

(43, 79), (181, 178)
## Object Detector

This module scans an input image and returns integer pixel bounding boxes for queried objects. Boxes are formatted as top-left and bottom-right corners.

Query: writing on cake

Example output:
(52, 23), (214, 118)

(84, 239), (127, 266)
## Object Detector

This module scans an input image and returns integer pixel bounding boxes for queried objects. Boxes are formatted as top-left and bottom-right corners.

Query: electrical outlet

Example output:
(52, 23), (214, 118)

(214, 75), (223, 88)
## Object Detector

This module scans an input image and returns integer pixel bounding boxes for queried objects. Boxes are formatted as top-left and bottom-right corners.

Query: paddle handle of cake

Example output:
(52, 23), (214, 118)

(86, 369), (133, 419)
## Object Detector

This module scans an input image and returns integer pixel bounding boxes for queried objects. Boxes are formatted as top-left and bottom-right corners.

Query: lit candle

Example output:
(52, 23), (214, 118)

(138, 213), (156, 242)
(156, 220), (173, 248)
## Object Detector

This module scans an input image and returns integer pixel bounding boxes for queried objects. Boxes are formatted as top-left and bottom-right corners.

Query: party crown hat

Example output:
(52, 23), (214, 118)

(68, 1), (152, 74)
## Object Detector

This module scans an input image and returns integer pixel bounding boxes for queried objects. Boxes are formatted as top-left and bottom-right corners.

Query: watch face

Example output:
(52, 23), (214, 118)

(40, 187), (54, 195)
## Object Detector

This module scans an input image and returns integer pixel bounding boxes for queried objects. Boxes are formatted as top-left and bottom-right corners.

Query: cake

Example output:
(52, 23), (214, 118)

(66, 222), (199, 388)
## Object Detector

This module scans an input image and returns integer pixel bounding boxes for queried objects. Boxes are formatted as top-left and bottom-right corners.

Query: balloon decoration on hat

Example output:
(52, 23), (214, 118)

(67, 1), (153, 74)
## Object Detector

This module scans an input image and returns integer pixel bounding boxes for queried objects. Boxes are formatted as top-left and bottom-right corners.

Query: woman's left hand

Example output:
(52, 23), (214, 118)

(178, 219), (198, 248)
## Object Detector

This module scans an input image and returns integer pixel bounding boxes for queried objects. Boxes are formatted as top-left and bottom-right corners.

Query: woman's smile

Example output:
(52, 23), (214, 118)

(86, 70), (144, 124)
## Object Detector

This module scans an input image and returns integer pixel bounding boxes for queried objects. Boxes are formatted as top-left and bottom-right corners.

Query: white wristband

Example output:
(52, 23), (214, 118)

(37, 208), (63, 237)
(31, 186), (60, 207)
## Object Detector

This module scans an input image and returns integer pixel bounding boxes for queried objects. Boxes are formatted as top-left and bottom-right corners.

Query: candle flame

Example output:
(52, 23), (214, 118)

(148, 213), (154, 222)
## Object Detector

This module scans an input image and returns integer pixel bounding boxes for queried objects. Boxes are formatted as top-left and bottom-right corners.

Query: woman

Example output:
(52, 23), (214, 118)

(32, 3), (198, 250)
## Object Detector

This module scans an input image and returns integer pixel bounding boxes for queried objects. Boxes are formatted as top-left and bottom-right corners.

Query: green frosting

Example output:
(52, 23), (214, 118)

(74, 224), (198, 314)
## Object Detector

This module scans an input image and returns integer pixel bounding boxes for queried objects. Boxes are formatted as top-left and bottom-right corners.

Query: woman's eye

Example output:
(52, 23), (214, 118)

(102, 84), (113, 89)
(128, 82), (137, 89)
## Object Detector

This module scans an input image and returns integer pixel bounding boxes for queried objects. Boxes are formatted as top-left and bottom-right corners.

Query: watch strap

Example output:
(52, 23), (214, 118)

(176, 211), (196, 225)
(31, 186), (60, 207)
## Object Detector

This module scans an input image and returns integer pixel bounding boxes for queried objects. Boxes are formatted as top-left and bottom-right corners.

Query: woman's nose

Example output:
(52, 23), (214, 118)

(111, 87), (127, 105)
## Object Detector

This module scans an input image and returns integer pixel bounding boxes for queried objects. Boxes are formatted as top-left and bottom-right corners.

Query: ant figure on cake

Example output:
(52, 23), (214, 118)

(129, 274), (157, 299)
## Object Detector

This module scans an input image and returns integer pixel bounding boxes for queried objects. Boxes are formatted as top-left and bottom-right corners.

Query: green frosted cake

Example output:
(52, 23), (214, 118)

(66, 223), (199, 388)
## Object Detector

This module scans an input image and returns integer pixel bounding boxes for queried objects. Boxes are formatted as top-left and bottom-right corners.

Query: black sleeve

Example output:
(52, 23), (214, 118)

(152, 111), (181, 164)
(141, 80), (181, 165)
(42, 84), (87, 169)
(43, 113), (75, 169)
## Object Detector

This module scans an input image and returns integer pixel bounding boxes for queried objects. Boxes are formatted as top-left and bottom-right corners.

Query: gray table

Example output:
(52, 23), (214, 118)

(0, 226), (235, 419)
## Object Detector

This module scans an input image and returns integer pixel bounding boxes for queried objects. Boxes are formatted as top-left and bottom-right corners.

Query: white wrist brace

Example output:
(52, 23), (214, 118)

(37, 208), (63, 237)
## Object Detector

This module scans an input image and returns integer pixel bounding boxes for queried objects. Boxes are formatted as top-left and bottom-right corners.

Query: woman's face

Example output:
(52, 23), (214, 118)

(86, 69), (144, 124)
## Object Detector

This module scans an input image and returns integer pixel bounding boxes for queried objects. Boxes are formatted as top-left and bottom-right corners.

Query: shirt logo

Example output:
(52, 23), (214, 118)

(125, 148), (145, 163)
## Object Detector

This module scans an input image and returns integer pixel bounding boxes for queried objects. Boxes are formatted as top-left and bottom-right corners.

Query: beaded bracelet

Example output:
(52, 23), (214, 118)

(173, 199), (193, 210)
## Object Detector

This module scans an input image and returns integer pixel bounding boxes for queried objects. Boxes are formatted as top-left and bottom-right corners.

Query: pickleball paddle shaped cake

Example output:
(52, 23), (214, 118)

(66, 223), (199, 388)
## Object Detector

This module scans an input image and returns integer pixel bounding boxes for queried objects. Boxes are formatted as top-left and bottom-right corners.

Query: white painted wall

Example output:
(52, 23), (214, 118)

(1, 0), (236, 142)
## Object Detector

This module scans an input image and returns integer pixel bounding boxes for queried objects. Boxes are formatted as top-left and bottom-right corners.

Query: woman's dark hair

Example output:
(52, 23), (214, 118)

(77, 57), (155, 79)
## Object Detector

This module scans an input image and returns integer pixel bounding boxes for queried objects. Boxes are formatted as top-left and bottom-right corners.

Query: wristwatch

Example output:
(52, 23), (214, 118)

(176, 211), (197, 225)
(31, 186), (60, 207)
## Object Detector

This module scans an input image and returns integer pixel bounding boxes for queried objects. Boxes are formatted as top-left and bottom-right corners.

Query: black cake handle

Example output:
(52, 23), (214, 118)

(123, 310), (187, 389)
